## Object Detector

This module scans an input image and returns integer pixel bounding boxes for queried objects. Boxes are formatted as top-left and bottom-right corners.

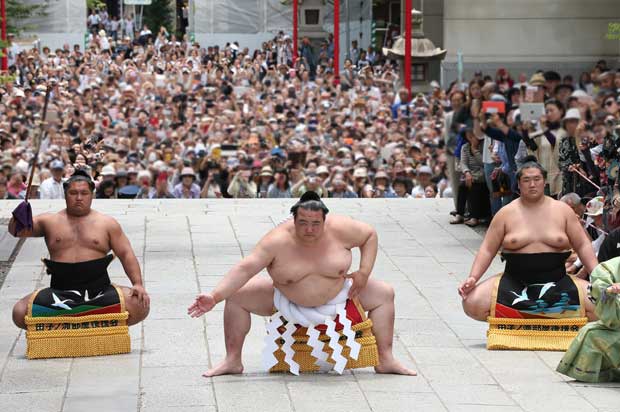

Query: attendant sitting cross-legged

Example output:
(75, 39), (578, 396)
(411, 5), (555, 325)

(9, 170), (150, 333)
(458, 157), (598, 350)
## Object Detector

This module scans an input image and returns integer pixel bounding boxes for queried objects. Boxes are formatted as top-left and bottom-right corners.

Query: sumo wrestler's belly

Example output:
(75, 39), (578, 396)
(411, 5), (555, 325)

(273, 274), (346, 307)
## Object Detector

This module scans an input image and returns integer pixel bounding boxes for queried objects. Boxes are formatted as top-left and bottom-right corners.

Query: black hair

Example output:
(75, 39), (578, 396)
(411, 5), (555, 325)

(63, 169), (95, 193)
(516, 155), (547, 181)
(543, 71), (561, 82)
(392, 176), (409, 187)
(290, 191), (329, 219)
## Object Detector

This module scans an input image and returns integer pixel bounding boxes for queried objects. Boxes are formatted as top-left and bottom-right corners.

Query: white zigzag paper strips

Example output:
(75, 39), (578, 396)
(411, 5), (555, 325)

(282, 321), (299, 375)
(266, 280), (359, 375)
(325, 314), (348, 374)
(262, 312), (283, 371)
(338, 306), (361, 360)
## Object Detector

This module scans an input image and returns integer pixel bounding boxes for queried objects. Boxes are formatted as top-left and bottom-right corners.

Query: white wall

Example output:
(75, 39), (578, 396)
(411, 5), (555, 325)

(20, 0), (87, 50)
(442, 0), (620, 84)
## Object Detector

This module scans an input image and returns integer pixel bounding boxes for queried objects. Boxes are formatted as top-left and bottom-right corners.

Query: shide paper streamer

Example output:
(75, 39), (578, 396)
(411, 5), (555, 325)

(262, 280), (360, 375)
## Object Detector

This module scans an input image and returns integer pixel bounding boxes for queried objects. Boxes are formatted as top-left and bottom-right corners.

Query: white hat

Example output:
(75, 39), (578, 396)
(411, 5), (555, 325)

(353, 168), (368, 178)
(152, 160), (166, 171)
(430, 80), (440, 89)
(15, 159), (29, 174)
(570, 90), (588, 98)
(585, 196), (604, 217)
(100, 165), (116, 176)
(563, 108), (581, 122)
(418, 165), (433, 175)
(137, 170), (151, 181)
(316, 165), (329, 175)
(259, 166), (273, 177)
(180, 167), (195, 178)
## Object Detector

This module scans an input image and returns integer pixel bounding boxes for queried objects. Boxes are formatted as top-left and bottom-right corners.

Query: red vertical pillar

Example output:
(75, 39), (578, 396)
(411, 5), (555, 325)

(404, 0), (412, 99)
(1, 0), (7, 72)
(333, 0), (339, 83)
(292, 0), (298, 66)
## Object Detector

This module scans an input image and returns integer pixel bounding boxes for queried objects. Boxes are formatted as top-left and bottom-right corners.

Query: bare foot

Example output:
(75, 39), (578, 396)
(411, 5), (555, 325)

(202, 358), (244, 377)
(374, 357), (417, 376)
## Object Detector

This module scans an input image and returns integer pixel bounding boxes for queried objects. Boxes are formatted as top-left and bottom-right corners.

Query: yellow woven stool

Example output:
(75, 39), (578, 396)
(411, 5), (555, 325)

(486, 272), (588, 351)
(486, 316), (588, 351)
(270, 299), (379, 373)
(25, 285), (131, 359)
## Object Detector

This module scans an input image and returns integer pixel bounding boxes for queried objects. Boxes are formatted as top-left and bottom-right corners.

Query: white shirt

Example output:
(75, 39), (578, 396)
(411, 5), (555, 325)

(411, 185), (425, 198)
(8, 43), (21, 67)
(88, 14), (100, 27)
(39, 177), (65, 200)
(99, 36), (110, 51)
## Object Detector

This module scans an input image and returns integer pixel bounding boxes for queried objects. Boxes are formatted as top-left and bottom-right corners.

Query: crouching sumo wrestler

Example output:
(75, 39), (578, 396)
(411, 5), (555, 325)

(188, 191), (416, 376)
(10, 170), (150, 331)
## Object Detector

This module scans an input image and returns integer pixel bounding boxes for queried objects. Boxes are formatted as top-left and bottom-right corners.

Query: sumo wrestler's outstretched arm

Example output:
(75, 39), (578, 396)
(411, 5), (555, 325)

(459, 208), (506, 298)
(109, 218), (150, 308)
(336, 217), (378, 298)
(8, 214), (48, 238)
(188, 238), (274, 317)
(564, 203), (598, 276)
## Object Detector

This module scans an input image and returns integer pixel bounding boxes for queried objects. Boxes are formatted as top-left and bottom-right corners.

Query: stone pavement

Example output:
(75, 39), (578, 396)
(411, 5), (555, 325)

(0, 199), (617, 412)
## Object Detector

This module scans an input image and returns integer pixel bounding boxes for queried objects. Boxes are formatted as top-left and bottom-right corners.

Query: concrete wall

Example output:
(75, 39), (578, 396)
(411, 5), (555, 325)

(20, 0), (87, 51)
(442, 0), (620, 84)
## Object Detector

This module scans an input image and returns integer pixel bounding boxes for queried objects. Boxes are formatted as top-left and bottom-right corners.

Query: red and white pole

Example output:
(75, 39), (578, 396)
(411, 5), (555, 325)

(292, 0), (298, 67)
(404, 0), (412, 99)
(1, 0), (7, 72)
(333, 0), (339, 84)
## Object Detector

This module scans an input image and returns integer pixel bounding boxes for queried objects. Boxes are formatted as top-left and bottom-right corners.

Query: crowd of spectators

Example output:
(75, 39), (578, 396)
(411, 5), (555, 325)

(1, 11), (620, 231)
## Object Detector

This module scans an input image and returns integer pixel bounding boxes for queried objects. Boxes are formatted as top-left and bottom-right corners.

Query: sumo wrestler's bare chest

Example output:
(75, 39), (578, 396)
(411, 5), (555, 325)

(269, 242), (353, 285)
(46, 218), (110, 254)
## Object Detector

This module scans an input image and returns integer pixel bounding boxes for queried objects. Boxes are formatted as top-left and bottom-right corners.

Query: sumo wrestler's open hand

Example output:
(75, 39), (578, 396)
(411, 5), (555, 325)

(458, 277), (477, 299)
(130, 284), (150, 308)
(345, 270), (369, 299)
(187, 293), (216, 317)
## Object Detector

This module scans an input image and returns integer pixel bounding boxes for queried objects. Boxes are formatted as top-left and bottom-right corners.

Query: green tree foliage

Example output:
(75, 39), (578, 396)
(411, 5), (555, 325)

(143, 0), (174, 34)
(86, 0), (107, 12)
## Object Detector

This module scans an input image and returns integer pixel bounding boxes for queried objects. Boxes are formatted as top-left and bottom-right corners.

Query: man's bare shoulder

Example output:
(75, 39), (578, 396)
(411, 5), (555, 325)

(325, 214), (374, 239)
(95, 211), (124, 230)
(35, 212), (57, 222)
(491, 200), (520, 224)
(258, 220), (294, 248)
(546, 197), (574, 217)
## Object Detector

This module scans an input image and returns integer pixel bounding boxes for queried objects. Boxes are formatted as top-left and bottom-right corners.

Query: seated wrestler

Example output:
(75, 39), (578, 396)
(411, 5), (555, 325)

(188, 191), (415, 376)
(459, 156), (598, 322)
(9, 170), (150, 329)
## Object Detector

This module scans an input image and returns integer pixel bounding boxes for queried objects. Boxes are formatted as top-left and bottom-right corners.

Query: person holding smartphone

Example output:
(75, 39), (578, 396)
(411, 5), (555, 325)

(227, 167), (257, 198)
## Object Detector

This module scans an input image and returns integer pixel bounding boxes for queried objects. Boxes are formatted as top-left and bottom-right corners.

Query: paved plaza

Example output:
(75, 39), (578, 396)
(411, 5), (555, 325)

(0, 199), (618, 412)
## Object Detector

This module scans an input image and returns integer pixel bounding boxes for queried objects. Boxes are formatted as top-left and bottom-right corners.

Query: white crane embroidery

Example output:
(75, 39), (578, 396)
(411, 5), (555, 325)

(511, 287), (530, 306)
(530, 282), (556, 299)
(84, 290), (104, 302)
(51, 293), (74, 311)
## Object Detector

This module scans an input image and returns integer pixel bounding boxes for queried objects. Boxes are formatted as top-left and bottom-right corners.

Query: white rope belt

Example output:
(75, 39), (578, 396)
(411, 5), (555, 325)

(262, 279), (361, 375)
